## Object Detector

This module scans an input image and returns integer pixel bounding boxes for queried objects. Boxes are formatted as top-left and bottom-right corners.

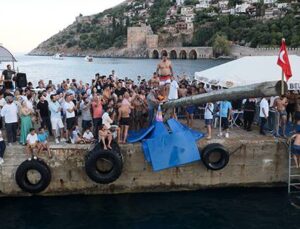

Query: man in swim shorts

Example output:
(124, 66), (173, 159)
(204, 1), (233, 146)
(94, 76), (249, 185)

(156, 53), (174, 98)
(274, 95), (288, 137)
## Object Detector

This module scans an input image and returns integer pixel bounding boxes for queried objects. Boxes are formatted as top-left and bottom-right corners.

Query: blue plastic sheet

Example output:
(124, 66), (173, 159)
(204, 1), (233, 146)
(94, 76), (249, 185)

(142, 121), (169, 162)
(167, 119), (204, 141)
(127, 125), (155, 143)
(145, 130), (201, 171)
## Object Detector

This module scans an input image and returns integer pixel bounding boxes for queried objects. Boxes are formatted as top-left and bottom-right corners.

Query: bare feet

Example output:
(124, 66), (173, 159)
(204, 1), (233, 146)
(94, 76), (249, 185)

(103, 146), (107, 150)
(206, 136), (211, 140)
(107, 145), (112, 150)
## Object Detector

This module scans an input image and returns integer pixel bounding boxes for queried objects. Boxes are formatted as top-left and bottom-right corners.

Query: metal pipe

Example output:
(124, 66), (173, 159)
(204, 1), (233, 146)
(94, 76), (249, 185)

(163, 81), (285, 109)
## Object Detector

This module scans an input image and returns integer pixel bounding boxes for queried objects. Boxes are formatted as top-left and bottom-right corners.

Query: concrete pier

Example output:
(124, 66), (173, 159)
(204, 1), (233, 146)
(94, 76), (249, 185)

(0, 124), (289, 197)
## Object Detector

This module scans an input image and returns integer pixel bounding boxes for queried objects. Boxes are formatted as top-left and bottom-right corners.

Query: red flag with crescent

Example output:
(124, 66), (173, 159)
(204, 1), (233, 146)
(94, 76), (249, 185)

(277, 39), (292, 81)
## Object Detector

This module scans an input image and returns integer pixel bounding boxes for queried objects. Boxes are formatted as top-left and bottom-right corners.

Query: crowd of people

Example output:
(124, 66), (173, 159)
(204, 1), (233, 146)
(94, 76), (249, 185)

(0, 54), (300, 167)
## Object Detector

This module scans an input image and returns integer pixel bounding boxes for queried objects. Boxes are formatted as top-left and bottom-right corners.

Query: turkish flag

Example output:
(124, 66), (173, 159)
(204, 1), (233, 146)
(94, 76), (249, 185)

(277, 39), (292, 81)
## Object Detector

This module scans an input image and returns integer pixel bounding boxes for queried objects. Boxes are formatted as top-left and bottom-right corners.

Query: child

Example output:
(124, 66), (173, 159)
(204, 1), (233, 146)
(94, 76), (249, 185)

(71, 125), (85, 144)
(204, 102), (214, 140)
(37, 127), (52, 158)
(83, 127), (94, 143)
(26, 128), (39, 158)
(0, 130), (6, 165)
(99, 124), (112, 150)
(291, 132), (300, 168)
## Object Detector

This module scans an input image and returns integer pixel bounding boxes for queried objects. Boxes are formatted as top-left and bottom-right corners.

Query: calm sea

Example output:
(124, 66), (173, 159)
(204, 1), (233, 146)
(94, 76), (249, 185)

(0, 188), (300, 229)
(0, 55), (229, 85)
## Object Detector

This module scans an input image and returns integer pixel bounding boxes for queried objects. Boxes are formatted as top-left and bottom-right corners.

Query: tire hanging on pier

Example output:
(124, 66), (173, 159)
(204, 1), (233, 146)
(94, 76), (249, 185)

(85, 146), (123, 184)
(15, 158), (52, 194)
(201, 143), (229, 171)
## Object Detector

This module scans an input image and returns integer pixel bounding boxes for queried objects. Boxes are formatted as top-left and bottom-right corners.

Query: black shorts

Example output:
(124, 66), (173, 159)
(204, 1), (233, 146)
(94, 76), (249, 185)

(295, 111), (300, 121)
(66, 117), (76, 130)
(221, 117), (229, 129)
(120, 117), (130, 126)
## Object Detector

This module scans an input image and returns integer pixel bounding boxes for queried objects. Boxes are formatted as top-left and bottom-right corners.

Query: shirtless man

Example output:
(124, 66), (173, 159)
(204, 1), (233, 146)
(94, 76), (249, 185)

(132, 91), (147, 130)
(118, 95), (133, 143)
(178, 84), (188, 98)
(295, 93), (300, 125)
(274, 95), (288, 137)
(156, 53), (173, 98)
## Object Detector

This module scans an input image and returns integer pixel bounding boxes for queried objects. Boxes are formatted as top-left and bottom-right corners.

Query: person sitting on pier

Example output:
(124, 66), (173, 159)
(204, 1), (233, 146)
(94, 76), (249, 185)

(99, 124), (112, 150)
(71, 125), (85, 144)
(83, 127), (94, 143)
(37, 127), (52, 158)
(26, 128), (39, 158)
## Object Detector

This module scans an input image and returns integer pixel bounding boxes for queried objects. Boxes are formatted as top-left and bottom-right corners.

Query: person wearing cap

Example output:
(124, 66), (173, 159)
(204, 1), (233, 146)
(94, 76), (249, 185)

(1, 96), (18, 146)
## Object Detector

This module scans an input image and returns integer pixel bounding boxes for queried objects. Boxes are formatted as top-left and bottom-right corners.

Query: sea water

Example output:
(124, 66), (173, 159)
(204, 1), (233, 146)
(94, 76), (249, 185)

(0, 55), (229, 85)
(0, 188), (299, 229)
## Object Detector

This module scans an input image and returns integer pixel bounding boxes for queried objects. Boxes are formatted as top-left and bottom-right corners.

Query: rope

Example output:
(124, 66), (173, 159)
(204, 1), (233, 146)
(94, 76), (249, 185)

(229, 144), (245, 156)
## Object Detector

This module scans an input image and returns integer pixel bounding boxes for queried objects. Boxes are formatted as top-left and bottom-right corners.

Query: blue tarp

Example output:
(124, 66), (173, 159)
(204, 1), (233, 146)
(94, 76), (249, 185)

(127, 125), (155, 143)
(142, 122), (169, 162)
(145, 130), (201, 171)
(167, 119), (204, 141)
(127, 119), (205, 171)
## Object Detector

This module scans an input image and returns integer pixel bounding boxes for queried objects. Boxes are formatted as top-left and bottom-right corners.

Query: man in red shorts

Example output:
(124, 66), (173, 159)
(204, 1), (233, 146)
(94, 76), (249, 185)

(156, 53), (174, 99)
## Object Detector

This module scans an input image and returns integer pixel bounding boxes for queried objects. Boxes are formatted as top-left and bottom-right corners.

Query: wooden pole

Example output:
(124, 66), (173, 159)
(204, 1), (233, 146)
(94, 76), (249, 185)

(162, 81), (284, 110)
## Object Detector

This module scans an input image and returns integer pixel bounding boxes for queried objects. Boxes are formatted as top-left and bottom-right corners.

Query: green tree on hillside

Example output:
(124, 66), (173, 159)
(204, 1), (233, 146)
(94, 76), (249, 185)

(213, 34), (231, 57)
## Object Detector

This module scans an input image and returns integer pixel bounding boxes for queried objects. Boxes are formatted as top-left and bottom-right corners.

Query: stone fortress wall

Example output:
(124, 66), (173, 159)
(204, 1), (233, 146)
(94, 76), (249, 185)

(127, 26), (300, 59)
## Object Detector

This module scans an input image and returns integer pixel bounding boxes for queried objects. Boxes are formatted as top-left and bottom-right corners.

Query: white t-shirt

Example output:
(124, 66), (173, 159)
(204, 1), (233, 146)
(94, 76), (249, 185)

(102, 112), (113, 129)
(64, 101), (75, 118)
(0, 98), (6, 109)
(83, 131), (94, 140)
(204, 103), (214, 120)
(259, 98), (269, 118)
(1, 103), (18, 123)
(168, 80), (179, 100)
(27, 133), (38, 145)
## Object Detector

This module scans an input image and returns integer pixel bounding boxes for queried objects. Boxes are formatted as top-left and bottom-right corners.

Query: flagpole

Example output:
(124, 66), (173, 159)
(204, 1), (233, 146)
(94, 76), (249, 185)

(281, 70), (284, 95)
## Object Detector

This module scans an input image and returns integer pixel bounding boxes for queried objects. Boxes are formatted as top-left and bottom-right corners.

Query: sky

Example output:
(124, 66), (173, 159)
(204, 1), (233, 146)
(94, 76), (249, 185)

(0, 0), (124, 53)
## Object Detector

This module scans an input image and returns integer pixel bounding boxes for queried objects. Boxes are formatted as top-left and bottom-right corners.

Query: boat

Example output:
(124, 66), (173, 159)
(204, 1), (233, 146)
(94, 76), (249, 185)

(52, 53), (64, 60)
(84, 55), (93, 62)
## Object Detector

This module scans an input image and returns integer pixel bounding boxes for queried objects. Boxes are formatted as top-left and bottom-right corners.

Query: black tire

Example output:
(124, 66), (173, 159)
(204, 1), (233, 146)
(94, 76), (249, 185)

(91, 141), (123, 164)
(85, 149), (123, 184)
(201, 143), (230, 171)
(15, 159), (51, 194)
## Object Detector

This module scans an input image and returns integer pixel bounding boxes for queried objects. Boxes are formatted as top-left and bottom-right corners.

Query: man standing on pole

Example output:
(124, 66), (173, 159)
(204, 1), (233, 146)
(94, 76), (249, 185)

(156, 53), (174, 99)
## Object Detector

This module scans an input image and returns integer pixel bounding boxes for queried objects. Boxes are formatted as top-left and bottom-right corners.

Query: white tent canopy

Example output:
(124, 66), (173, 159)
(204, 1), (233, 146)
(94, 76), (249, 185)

(0, 45), (17, 63)
(195, 55), (300, 90)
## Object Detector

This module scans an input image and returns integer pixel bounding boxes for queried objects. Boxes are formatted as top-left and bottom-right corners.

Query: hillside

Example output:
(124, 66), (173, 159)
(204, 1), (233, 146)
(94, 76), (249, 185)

(29, 0), (300, 57)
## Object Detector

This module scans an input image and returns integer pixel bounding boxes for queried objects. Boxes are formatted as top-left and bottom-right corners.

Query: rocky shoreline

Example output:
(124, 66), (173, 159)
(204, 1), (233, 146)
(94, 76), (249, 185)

(28, 47), (150, 59)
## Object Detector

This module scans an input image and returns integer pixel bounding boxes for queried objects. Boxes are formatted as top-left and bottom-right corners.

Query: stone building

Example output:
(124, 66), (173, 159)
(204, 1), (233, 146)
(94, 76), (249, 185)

(127, 25), (158, 49)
